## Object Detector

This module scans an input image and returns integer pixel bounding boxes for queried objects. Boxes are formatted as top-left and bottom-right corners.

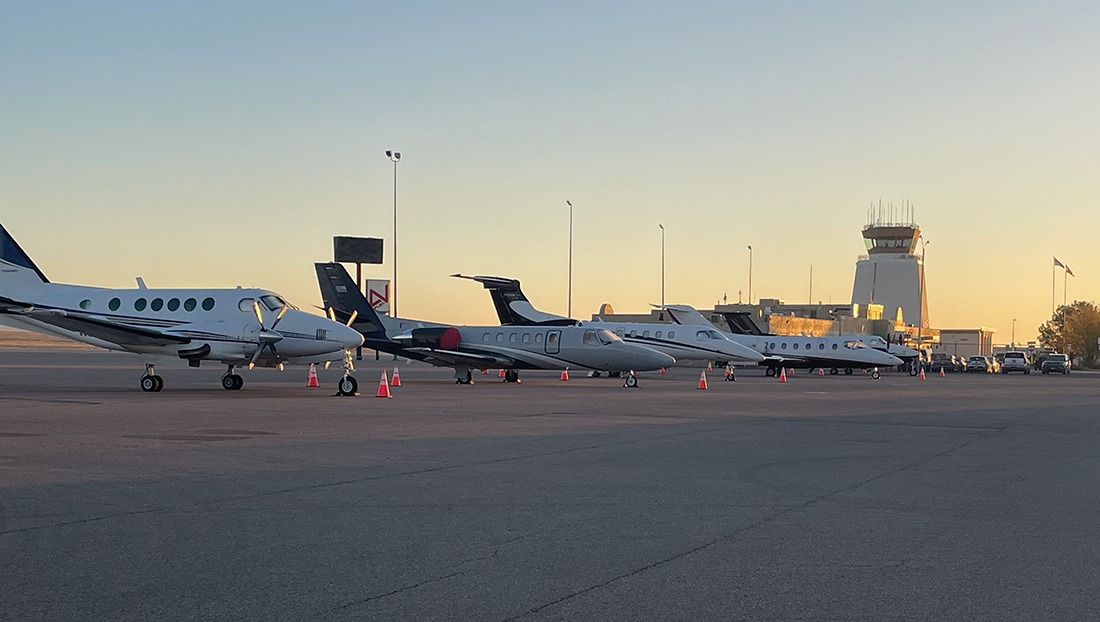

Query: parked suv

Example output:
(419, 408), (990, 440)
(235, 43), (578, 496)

(1001, 351), (1030, 374)
(930, 353), (962, 373)
(966, 355), (993, 373)
(1041, 354), (1071, 375)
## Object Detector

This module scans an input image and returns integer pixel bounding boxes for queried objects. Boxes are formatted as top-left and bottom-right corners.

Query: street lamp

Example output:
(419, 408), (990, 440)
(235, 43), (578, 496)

(659, 224), (665, 307)
(385, 149), (401, 316)
(1012, 318), (1016, 349)
(747, 245), (753, 305)
(566, 200), (573, 318)
(917, 237), (929, 362)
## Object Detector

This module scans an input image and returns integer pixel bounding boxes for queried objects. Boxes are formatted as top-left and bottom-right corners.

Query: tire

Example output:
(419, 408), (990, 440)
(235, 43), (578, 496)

(153, 376), (164, 392)
(830, 368), (839, 375)
(338, 375), (358, 395)
(765, 367), (775, 377)
(871, 370), (881, 380)
(623, 374), (638, 388)
(140, 375), (157, 392)
(845, 368), (853, 375)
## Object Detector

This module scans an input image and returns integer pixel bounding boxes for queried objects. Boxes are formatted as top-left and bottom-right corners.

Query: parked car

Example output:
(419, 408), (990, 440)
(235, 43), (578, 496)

(966, 355), (994, 373)
(930, 353), (962, 373)
(1041, 354), (1072, 375)
(1001, 351), (1030, 374)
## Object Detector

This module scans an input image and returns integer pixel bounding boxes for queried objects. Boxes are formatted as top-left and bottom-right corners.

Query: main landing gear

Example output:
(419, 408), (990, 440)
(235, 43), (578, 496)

(455, 368), (474, 385)
(221, 365), (244, 391)
(503, 369), (521, 383)
(140, 364), (164, 392)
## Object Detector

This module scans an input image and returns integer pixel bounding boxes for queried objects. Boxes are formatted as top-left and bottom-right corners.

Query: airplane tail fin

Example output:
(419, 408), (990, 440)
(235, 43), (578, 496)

(451, 274), (575, 325)
(314, 262), (389, 340)
(0, 223), (50, 302)
(720, 312), (769, 336)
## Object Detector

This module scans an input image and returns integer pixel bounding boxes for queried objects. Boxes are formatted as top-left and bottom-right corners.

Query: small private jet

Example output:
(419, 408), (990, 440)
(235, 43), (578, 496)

(0, 223), (364, 392)
(451, 274), (766, 370)
(658, 305), (907, 376)
(316, 262), (675, 386)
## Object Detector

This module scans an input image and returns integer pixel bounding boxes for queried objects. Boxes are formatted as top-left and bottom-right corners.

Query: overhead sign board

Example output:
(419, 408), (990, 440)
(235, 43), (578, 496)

(334, 237), (383, 264)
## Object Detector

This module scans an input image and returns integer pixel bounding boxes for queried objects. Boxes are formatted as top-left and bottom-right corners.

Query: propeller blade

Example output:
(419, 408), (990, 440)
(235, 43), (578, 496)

(270, 305), (288, 330)
(324, 361), (331, 370)
(248, 343), (265, 370)
(252, 301), (266, 329)
(346, 309), (358, 327)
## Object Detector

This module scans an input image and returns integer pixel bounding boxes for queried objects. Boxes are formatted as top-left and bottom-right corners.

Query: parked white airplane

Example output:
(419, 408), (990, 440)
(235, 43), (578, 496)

(0, 223), (364, 392)
(451, 274), (766, 369)
(657, 305), (907, 376)
(316, 262), (675, 386)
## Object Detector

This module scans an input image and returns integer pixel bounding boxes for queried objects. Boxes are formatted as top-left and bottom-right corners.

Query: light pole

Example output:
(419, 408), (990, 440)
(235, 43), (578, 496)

(1012, 318), (1016, 349)
(567, 200), (573, 318)
(385, 150), (401, 317)
(659, 224), (665, 306)
(747, 245), (753, 305)
(917, 237), (929, 361)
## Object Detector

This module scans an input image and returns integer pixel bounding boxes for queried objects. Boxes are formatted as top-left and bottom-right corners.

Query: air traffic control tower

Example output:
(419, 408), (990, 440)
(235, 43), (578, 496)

(851, 206), (928, 329)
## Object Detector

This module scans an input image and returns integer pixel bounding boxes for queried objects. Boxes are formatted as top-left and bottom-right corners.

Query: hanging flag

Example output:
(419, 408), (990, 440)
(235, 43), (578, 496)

(1054, 256), (1065, 269)
(1066, 265), (1075, 277)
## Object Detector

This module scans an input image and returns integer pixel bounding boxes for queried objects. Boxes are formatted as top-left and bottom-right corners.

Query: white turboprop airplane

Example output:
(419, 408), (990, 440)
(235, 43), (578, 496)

(657, 305), (907, 377)
(450, 274), (766, 370)
(316, 262), (675, 386)
(0, 223), (364, 392)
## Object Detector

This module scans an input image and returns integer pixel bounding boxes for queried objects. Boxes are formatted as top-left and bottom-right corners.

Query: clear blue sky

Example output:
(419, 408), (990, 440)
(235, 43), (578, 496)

(3, 1), (1097, 341)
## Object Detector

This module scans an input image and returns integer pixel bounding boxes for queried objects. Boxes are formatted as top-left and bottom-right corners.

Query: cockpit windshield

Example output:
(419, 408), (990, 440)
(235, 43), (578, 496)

(843, 340), (866, 349)
(697, 329), (725, 340)
(260, 294), (296, 311)
(865, 337), (887, 348)
(596, 329), (621, 345)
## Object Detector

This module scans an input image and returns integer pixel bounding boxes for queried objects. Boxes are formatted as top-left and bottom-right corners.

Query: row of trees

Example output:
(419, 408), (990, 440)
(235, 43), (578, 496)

(1038, 301), (1100, 367)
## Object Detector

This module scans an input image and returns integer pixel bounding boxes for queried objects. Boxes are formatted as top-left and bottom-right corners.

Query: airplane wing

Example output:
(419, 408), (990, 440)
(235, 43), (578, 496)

(403, 347), (513, 369)
(16, 309), (191, 347)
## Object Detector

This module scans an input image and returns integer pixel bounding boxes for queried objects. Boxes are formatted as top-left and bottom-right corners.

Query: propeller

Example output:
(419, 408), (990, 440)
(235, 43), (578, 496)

(249, 302), (287, 370)
(327, 306), (359, 375)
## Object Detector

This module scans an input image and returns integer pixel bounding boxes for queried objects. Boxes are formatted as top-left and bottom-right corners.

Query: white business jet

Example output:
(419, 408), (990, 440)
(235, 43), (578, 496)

(316, 263), (675, 386)
(657, 305), (906, 376)
(450, 274), (766, 369)
(0, 223), (364, 392)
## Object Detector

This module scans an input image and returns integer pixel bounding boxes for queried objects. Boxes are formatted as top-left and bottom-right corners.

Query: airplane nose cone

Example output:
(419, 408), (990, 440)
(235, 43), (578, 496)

(882, 352), (904, 366)
(651, 350), (677, 368)
(723, 342), (765, 363)
(339, 324), (365, 349)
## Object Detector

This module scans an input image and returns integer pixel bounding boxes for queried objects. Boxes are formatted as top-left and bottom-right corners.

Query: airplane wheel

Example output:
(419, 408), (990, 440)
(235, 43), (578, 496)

(623, 374), (638, 388)
(830, 368), (839, 375)
(456, 371), (473, 385)
(765, 367), (775, 377)
(504, 370), (521, 383)
(338, 375), (358, 395)
(871, 370), (881, 380)
(153, 375), (164, 392)
(222, 374), (244, 391)
(140, 375), (157, 392)
(845, 368), (853, 375)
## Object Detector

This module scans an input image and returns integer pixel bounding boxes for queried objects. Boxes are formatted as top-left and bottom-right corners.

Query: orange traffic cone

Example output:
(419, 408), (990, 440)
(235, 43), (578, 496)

(818, 368), (825, 376)
(376, 370), (392, 398)
(698, 370), (708, 390)
(482, 368), (490, 375)
(706, 362), (713, 372)
(659, 368), (666, 374)
(498, 369), (506, 378)
(560, 368), (569, 381)
(779, 368), (788, 383)
(391, 366), (401, 387)
(307, 363), (320, 387)
(919, 368), (926, 381)
(939, 367), (945, 377)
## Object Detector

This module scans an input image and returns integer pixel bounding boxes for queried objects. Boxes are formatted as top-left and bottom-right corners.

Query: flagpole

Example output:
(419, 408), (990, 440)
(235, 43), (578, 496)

(1052, 260), (1056, 315)
(1064, 269), (1068, 307)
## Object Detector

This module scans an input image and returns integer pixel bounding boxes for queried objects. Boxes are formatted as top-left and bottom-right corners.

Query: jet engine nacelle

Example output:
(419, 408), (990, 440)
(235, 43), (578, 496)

(410, 326), (461, 350)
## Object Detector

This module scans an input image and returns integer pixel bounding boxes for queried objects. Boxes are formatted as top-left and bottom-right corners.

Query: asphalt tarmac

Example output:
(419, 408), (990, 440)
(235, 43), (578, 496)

(2, 349), (1099, 621)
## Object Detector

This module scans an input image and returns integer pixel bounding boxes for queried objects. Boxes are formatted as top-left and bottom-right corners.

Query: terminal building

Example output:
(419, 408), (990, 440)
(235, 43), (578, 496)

(597, 205), (999, 359)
